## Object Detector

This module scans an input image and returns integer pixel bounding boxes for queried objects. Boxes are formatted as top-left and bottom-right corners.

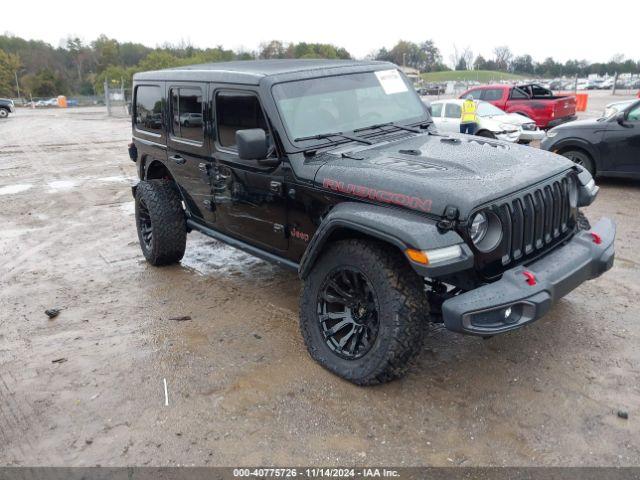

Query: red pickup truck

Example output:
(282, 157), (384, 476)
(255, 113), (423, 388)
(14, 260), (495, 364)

(459, 84), (577, 129)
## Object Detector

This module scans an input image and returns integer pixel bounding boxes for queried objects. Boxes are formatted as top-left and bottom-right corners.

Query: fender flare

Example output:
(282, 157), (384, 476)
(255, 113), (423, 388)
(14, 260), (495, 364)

(298, 202), (473, 279)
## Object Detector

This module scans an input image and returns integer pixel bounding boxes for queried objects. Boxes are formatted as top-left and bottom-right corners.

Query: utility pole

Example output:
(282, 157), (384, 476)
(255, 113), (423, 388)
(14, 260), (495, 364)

(612, 72), (618, 96)
(104, 80), (111, 116)
(402, 53), (406, 68)
(14, 71), (21, 103)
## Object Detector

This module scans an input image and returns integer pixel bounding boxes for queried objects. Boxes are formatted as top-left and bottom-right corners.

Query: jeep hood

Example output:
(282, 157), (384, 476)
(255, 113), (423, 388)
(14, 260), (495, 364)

(313, 133), (573, 219)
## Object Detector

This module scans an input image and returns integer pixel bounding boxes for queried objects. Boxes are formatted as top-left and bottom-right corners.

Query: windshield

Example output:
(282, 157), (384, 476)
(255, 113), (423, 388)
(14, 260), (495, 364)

(272, 70), (428, 143)
(477, 101), (505, 117)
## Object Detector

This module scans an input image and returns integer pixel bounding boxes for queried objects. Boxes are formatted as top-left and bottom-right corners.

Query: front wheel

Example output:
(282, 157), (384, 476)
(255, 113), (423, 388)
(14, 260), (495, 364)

(475, 130), (495, 139)
(299, 240), (428, 385)
(0, 108), (9, 119)
(562, 150), (595, 176)
(577, 210), (591, 231)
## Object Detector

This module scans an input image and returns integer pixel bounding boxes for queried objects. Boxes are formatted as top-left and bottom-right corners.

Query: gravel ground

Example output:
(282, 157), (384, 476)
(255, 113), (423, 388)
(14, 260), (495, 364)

(0, 103), (638, 467)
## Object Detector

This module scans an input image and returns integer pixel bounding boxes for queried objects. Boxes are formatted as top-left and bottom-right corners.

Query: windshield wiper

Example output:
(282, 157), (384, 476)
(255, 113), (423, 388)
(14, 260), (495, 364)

(353, 121), (422, 134)
(294, 131), (373, 145)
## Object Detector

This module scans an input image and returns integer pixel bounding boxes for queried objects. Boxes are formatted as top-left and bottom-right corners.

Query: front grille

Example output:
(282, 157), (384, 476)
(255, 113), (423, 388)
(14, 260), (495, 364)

(474, 172), (578, 277)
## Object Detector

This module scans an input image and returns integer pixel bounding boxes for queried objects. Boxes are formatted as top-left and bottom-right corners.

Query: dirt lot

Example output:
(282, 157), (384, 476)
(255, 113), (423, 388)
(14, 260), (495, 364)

(0, 102), (638, 467)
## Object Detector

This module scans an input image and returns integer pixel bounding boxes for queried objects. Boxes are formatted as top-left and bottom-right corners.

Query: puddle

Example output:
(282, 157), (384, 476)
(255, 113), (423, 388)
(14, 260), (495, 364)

(181, 232), (280, 280)
(98, 176), (132, 184)
(47, 180), (77, 191)
(0, 184), (33, 195)
(119, 201), (135, 216)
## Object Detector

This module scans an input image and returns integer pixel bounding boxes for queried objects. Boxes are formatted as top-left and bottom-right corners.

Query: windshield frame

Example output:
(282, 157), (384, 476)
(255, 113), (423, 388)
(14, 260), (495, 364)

(269, 69), (431, 150)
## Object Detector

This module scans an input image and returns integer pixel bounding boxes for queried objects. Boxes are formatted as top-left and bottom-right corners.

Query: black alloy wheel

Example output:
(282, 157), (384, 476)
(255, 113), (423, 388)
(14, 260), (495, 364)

(316, 267), (380, 360)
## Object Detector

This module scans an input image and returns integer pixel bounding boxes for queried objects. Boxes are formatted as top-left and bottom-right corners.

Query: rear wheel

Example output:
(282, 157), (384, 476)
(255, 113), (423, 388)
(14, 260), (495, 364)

(300, 240), (428, 385)
(562, 149), (595, 176)
(135, 179), (186, 266)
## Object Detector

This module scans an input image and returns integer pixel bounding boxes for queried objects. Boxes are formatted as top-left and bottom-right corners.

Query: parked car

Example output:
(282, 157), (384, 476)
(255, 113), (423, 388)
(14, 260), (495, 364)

(129, 59), (614, 385)
(460, 84), (577, 129)
(603, 99), (637, 118)
(0, 98), (15, 118)
(541, 100), (640, 178)
(429, 99), (544, 144)
(179, 112), (203, 127)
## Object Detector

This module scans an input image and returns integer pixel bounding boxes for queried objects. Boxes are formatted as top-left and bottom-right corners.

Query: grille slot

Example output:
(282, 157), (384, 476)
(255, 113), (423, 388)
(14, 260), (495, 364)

(497, 174), (576, 267)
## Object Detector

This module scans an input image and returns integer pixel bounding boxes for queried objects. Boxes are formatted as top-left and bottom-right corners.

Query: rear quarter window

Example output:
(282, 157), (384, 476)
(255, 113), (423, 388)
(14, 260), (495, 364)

(135, 85), (164, 136)
(483, 89), (504, 101)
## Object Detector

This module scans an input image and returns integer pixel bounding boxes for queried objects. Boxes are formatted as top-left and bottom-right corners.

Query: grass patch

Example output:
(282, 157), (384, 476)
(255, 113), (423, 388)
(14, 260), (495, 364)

(421, 70), (526, 82)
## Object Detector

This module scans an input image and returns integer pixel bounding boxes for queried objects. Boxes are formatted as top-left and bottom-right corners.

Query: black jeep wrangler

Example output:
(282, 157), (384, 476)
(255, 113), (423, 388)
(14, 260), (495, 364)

(129, 60), (615, 385)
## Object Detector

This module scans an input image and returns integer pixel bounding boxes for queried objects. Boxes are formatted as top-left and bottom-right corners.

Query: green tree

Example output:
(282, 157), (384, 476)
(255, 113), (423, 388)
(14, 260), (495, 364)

(0, 49), (21, 97)
(92, 35), (120, 73)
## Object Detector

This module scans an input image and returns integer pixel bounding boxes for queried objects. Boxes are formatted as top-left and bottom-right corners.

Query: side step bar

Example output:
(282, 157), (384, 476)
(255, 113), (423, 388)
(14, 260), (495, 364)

(186, 219), (299, 272)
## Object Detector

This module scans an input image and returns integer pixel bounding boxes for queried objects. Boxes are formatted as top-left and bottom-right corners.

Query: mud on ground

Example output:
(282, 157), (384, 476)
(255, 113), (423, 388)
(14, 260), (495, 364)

(0, 107), (638, 466)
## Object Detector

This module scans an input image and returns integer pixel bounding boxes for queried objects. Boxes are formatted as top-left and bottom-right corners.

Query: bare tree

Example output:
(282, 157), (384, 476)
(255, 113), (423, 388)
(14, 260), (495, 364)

(449, 45), (461, 70)
(461, 47), (474, 71)
(494, 46), (513, 71)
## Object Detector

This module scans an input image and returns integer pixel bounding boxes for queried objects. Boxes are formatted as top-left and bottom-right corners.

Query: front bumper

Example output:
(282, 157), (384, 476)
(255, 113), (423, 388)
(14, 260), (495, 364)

(442, 217), (615, 336)
(519, 129), (545, 142)
(496, 131), (520, 143)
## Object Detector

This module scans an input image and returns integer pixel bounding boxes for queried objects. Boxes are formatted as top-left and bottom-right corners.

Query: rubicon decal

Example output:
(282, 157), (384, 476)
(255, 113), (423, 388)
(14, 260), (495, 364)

(322, 178), (432, 213)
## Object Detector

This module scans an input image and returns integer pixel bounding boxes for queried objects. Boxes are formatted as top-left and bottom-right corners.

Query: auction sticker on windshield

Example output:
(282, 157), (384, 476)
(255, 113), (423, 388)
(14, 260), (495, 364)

(375, 69), (408, 94)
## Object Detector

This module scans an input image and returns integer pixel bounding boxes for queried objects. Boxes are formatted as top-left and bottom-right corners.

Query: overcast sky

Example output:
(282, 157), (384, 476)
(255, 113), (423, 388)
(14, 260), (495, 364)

(4, 0), (638, 65)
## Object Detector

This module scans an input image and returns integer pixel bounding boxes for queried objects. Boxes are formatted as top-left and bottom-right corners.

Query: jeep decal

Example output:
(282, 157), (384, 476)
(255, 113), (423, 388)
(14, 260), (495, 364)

(322, 178), (432, 213)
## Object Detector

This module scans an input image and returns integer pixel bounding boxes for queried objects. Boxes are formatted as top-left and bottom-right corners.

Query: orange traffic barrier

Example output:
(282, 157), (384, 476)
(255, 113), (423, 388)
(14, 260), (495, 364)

(575, 93), (588, 112)
(57, 95), (67, 108)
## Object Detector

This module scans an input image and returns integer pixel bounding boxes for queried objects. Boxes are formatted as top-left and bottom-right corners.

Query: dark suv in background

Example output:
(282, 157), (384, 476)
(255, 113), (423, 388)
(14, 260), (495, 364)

(542, 99), (640, 178)
(128, 60), (615, 385)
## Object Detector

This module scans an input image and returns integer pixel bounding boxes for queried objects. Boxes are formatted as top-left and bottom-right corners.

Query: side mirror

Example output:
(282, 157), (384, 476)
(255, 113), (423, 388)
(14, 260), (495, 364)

(236, 129), (269, 160)
(616, 111), (627, 125)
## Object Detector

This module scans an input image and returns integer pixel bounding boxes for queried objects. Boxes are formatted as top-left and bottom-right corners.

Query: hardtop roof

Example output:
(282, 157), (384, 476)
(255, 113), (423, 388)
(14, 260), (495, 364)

(133, 59), (394, 85)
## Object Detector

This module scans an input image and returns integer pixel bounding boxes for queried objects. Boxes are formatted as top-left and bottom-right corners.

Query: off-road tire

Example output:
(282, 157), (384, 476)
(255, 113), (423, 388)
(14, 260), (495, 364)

(577, 210), (591, 230)
(135, 179), (186, 266)
(0, 108), (9, 119)
(300, 240), (429, 385)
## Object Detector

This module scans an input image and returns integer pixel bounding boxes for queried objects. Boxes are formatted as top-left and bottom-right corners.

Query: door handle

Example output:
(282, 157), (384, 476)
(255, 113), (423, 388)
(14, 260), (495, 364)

(170, 155), (186, 165)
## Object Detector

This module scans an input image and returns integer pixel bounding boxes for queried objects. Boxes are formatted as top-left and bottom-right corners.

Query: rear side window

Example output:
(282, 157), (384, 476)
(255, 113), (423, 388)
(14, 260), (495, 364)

(444, 103), (461, 119)
(510, 88), (529, 99)
(170, 87), (204, 144)
(135, 85), (163, 134)
(216, 91), (269, 148)
(430, 103), (443, 117)
(483, 89), (504, 101)
(466, 89), (483, 100)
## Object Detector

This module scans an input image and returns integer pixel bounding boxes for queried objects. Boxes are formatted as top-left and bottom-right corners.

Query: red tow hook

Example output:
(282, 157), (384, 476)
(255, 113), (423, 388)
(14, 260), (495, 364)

(590, 232), (602, 245)
(523, 270), (537, 286)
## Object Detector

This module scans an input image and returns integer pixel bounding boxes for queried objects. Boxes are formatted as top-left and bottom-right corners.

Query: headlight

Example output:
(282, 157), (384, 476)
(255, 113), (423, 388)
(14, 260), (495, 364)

(469, 211), (503, 252)
(546, 130), (558, 138)
(470, 212), (488, 244)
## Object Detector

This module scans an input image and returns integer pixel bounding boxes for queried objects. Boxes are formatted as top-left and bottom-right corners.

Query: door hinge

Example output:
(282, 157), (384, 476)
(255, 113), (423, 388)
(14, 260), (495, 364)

(199, 162), (211, 183)
(270, 180), (283, 195)
(203, 199), (215, 212)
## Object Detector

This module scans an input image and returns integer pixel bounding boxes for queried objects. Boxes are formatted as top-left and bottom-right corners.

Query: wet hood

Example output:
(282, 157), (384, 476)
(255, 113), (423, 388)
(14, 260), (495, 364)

(314, 132), (573, 219)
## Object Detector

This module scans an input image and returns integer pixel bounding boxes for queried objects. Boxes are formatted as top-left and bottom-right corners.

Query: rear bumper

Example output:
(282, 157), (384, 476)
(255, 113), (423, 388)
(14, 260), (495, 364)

(546, 115), (577, 129)
(442, 217), (615, 336)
